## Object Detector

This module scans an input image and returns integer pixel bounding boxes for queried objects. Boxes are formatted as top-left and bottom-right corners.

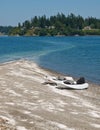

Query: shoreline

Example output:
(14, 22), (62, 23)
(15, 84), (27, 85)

(0, 59), (100, 87)
(0, 59), (100, 130)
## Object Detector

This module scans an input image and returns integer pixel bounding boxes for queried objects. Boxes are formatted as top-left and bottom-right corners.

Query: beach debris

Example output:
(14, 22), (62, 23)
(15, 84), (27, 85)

(43, 81), (57, 86)
(43, 75), (89, 90)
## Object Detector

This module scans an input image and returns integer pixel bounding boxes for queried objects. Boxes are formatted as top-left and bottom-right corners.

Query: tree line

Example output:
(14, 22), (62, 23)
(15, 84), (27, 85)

(1, 13), (100, 36)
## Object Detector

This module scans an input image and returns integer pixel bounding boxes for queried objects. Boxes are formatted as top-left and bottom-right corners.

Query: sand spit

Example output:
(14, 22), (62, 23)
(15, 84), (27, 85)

(0, 60), (100, 130)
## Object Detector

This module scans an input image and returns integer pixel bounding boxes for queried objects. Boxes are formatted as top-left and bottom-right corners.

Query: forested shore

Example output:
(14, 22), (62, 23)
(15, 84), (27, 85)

(0, 13), (100, 36)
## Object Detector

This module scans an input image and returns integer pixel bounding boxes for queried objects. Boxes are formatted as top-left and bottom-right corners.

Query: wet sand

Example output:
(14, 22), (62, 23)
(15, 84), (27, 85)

(0, 60), (100, 130)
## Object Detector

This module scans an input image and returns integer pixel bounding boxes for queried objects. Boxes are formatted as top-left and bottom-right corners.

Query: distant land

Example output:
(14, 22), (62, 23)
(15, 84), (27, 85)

(0, 13), (100, 36)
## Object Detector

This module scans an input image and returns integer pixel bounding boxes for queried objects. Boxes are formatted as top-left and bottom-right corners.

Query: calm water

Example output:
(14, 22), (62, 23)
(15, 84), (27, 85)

(0, 36), (100, 84)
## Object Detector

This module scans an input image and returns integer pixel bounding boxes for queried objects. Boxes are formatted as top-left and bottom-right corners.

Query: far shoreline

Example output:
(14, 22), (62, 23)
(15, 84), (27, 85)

(1, 35), (100, 37)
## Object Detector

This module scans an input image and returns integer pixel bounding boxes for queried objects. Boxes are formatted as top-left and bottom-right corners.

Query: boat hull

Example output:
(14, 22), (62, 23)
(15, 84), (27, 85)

(57, 82), (89, 90)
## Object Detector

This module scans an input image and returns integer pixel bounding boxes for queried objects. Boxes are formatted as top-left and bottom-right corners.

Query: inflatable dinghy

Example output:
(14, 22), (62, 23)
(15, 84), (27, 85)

(57, 82), (89, 90)
(45, 76), (89, 90)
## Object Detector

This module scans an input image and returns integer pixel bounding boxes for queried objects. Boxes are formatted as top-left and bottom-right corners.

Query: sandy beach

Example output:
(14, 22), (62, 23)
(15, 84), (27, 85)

(0, 60), (100, 130)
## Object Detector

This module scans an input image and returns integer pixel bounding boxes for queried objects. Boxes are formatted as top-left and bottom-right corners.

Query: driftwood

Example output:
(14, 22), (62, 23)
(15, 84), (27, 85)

(43, 81), (57, 86)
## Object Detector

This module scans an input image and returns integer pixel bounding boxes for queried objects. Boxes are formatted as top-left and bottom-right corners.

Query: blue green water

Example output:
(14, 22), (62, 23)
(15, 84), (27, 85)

(0, 36), (100, 84)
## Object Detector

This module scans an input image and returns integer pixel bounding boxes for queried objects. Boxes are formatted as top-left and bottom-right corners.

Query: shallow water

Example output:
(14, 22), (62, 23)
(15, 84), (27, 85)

(0, 36), (100, 84)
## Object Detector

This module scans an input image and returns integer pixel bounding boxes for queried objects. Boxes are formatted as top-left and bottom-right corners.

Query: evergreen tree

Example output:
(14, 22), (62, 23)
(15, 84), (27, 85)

(1, 13), (100, 36)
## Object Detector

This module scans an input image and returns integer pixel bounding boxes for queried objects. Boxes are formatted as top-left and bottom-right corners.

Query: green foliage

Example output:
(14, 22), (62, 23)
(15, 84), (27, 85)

(83, 29), (100, 35)
(1, 13), (100, 36)
(0, 26), (13, 35)
(9, 27), (20, 35)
